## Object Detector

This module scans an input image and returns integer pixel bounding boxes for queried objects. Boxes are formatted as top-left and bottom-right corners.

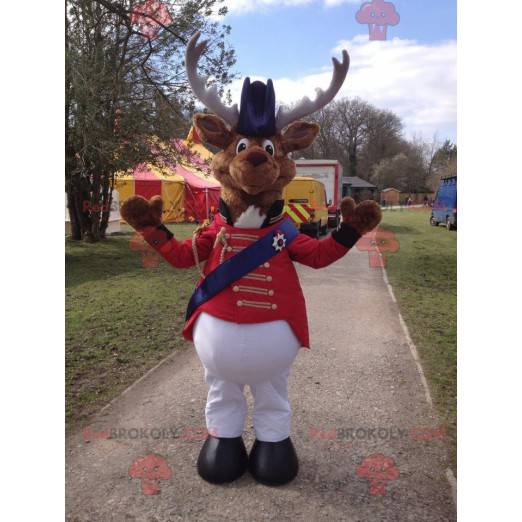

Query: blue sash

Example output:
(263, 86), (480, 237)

(185, 218), (299, 320)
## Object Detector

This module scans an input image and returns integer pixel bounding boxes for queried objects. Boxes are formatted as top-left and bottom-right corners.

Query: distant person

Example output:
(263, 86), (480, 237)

(423, 195), (428, 207)
(407, 197), (412, 207)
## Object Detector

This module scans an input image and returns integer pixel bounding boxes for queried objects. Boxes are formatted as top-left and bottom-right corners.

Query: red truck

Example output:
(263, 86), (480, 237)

(294, 159), (343, 229)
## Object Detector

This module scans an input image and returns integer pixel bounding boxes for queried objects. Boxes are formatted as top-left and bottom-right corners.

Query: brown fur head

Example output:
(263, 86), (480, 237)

(193, 113), (319, 220)
(185, 32), (349, 222)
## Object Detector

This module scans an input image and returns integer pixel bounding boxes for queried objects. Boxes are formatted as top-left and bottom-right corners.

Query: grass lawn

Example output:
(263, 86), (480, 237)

(380, 207), (456, 472)
(65, 223), (197, 430)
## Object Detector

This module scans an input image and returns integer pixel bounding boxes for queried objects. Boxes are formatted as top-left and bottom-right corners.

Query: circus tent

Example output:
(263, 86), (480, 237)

(115, 163), (185, 222)
(115, 128), (221, 223)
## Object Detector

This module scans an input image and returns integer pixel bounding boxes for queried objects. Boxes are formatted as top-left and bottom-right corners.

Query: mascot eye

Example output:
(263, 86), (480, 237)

(262, 139), (275, 156)
(236, 138), (250, 154)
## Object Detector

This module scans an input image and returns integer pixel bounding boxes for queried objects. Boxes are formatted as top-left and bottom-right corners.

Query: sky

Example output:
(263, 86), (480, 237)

(215, 0), (457, 142)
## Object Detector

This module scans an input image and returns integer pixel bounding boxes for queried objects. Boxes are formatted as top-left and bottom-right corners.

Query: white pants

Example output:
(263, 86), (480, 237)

(193, 312), (300, 442)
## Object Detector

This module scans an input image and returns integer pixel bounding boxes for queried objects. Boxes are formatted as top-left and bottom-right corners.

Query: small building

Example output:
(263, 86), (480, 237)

(398, 191), (435, 206)
(342, 176), (378, 202)
(402, 191), (435, 205)
(380, 187), (401, 207)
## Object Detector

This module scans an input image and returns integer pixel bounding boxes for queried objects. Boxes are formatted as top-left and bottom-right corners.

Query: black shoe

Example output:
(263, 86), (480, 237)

(197, 435), (248, 484)
(248, 437), (299, 486)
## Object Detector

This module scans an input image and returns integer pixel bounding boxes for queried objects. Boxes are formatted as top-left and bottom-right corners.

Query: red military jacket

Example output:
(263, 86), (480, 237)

(142, 201), (360, 349)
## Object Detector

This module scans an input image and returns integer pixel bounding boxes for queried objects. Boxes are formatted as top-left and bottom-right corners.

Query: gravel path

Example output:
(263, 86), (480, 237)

(66, 247), (456, 521)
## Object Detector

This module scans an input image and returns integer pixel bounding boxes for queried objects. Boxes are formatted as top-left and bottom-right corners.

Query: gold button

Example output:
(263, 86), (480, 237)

(266, 275), (272, 282)
(227, 246), (232, 252)
(264, 262), (270, 268)
(233, 285), (239, 292)
(271, 304), (278, 310)
(237, 300), (243, 307)
(268, 290), (274, 296)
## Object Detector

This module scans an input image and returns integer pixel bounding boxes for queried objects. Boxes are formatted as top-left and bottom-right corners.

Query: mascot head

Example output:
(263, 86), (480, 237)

(185, 32), (350, 219)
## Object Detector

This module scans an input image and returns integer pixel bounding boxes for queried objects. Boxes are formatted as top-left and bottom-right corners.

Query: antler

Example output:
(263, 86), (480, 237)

(185, 32), (239, 128)
(275, 50), (350, 131)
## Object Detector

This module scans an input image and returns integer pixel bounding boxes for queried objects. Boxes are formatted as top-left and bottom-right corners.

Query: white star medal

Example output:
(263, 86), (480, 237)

(272, 231), (287, 252)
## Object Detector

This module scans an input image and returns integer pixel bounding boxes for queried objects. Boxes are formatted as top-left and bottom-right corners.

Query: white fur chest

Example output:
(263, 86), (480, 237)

(233, 205), (266, 228)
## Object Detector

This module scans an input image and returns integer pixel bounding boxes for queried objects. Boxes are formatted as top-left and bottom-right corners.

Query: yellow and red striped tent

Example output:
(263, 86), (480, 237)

(115, 128), (221, 223)
(116, 163), (186, 222)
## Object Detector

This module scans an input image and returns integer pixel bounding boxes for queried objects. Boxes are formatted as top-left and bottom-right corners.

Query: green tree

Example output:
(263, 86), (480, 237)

(65, 0), (235, 241)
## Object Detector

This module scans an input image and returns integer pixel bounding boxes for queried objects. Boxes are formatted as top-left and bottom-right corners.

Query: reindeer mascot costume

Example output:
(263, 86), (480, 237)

(121, 33), (382, 486)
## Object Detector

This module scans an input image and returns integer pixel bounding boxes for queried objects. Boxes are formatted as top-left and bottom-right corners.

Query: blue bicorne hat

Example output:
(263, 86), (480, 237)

(236, 78), (276, 137)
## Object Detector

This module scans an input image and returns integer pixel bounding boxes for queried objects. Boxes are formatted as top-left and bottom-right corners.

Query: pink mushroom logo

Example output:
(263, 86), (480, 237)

(356, 0), (400, 41)
(356, 227), (400, 268)
(130, 0), (173, 40)
(356, 453), (399, 495)
(81, 425), (109, 442)
(129, 232), (161, 268)
(128, 454), (172, 495)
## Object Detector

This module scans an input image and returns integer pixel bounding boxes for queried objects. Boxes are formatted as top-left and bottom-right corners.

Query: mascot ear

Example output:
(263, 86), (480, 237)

(193, 113), (235, 150)
(281, 121), (320, 154)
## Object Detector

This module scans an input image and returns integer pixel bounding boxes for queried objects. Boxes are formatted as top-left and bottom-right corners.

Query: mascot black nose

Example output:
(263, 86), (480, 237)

(246, 150), (268, 167)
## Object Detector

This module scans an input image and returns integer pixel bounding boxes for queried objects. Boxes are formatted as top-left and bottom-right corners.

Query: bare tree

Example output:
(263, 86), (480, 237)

(422, 133), (441, 180)
(301, 97), (403, 180)
(358, 107), (403, 179)
(426, 139), (457, 191)
(336, 98), (373, 177)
